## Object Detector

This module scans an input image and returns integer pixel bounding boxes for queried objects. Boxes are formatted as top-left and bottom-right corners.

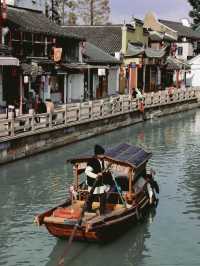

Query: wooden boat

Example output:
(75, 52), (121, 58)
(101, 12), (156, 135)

(35, 143), (159, 242)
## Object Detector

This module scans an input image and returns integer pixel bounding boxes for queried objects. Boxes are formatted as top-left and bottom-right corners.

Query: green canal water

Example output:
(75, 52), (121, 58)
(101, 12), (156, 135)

(0, 109), (200, 266)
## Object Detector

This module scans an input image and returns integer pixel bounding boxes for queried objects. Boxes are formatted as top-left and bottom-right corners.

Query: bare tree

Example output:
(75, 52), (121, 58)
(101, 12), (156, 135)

(45, 0), (77, 25)
(76, 0), (110, 25)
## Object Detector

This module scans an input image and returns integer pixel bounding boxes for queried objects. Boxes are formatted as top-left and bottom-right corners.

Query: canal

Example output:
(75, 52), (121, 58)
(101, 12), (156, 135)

(0, 109), (200, 266)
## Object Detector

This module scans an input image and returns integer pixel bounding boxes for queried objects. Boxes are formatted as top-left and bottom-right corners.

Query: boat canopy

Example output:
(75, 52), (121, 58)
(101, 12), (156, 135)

(103, 143), (152, 168)
(68, 143), (152, 171)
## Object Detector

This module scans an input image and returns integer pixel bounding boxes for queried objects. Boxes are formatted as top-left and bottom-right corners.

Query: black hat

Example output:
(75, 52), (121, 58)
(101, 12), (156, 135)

(94, 144), (105, 155)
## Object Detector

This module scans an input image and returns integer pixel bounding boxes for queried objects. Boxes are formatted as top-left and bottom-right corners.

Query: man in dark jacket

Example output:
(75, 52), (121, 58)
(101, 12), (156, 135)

(85, 144), (109, 214)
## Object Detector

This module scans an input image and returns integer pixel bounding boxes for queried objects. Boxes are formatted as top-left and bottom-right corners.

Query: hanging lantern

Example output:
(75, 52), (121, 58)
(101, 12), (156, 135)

(2, 0), (7, 20)
(24, 75), (29, 84)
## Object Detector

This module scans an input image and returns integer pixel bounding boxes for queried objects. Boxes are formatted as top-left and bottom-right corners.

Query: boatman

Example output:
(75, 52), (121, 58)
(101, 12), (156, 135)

(85, 144), (110, 214)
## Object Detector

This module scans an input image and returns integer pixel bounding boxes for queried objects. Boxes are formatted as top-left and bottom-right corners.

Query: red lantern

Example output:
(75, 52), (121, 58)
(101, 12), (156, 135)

(2, 0), (7, 20)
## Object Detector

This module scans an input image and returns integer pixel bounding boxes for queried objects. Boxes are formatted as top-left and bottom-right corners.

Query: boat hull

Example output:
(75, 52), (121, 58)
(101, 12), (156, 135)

(42, 196), (155, 242)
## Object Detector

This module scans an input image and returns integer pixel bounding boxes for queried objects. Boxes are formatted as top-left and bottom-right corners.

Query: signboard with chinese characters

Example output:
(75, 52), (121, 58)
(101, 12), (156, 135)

(98, 68), (106, 76)
(53, 48), (62, 62)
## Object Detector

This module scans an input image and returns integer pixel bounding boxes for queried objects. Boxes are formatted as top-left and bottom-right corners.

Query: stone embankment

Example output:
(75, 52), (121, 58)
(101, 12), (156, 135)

(0, 88), (199, 165)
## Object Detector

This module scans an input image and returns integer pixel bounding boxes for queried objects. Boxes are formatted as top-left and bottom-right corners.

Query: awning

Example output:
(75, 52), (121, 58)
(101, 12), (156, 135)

(145, 47), (166, 58)
(126, 43), (166, 59)
(126, 43), (144, 57)
(165, 56), (190, 70)
(149, 31), (163, 41)
(0, 56), (19, 66)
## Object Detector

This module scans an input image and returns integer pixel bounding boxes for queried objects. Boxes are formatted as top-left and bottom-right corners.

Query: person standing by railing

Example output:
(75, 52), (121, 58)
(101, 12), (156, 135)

(131, 88), (137, 99)
(45, 99), (56, 125)
(136, 88), (145, 113)
(35, 98), (47, 123)
(168, 84), (174, 101)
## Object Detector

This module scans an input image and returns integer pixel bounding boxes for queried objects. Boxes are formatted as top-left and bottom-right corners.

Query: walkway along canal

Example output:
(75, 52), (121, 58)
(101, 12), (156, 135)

(0, 109), (200, 265)
(0, 88), (199, 165)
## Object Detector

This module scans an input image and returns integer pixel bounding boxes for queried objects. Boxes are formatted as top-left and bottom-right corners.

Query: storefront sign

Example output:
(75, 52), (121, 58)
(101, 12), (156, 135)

(23, 75), (29, 84)
(98, 68), (106, 76)
(53, 48), (62, 62)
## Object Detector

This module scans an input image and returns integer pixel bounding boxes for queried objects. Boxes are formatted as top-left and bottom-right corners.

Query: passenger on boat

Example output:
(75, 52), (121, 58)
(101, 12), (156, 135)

(85, 144), (110, 214)
(134, 170), (154, 205)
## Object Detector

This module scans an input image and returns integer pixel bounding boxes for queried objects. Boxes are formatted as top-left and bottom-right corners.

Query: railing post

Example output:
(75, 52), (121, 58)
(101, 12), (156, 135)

(89, 100), (93, 119)
(31, 114), (35, 131)
(76, 103), (80, 121)
(9, 118), (15, 137)
(100, 99), (104, 117)
(120, 97), (124, 113)
(49, 112), (53, 128)
(129, 97), (132, 111)
(65, 104), (67, 125)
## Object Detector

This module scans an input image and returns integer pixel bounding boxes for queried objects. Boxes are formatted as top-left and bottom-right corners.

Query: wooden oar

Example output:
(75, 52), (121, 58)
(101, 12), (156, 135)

(58, 163), (112, 265)
(58, 179), (98, 265)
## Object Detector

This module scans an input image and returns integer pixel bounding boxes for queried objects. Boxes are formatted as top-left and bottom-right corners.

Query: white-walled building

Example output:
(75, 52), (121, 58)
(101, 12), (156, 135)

(186, 55), (200, 87)
(159, 19), (200, 61)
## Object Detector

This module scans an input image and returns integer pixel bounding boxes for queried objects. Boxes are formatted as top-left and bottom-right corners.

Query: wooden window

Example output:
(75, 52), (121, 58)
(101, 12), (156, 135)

(177, 47), (183, 56)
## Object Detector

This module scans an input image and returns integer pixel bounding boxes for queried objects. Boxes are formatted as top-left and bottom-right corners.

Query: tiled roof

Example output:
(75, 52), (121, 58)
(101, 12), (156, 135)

(126, 43), (166, 58)
(159, 19), (200, 40)
(84, 42), (120, 64)
(7, 6), (81, 39)
(62, 25), (122, 54)
(165, 56), (190, 70)
(145, 47), (166, 58)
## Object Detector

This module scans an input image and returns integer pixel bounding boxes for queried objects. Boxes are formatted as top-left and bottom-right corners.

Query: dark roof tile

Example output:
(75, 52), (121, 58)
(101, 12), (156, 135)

(159, 19), (200, 40)
(62, 26), (122, 54)
(7, 6), (81, 40)
(84, 42), (120, 64)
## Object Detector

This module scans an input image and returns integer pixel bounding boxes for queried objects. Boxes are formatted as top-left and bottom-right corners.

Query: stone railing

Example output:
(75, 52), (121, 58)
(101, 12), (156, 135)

(0, 88), (197, 139)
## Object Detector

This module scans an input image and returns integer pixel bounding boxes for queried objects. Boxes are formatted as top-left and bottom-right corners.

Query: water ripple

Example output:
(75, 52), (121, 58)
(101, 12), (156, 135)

(0, 109), (200, 265)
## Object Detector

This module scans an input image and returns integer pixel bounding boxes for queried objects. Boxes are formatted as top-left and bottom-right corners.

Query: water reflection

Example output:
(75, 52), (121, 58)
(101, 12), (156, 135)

(46, 210), (156, 266)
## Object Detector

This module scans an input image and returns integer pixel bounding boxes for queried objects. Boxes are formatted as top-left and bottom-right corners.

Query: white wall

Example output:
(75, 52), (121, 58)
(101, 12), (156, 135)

(176, 42), (194, 60)
(68, 74), (84, 102)
(108, 67), (119, 95)
(186, 64), (200, 87)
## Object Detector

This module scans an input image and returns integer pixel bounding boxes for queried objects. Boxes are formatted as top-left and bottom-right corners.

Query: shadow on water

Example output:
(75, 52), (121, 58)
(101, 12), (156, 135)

(45, 210), (157, 266)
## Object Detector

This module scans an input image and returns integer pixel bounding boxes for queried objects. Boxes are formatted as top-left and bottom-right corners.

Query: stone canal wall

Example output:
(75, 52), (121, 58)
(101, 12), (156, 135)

(0, 89), (199, 165)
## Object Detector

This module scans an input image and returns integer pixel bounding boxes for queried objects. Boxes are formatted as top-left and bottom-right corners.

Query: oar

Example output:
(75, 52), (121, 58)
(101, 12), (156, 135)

(112, 176), (127, 208)
(58, 163), (112, 265)
(58, 178), (98, 265)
